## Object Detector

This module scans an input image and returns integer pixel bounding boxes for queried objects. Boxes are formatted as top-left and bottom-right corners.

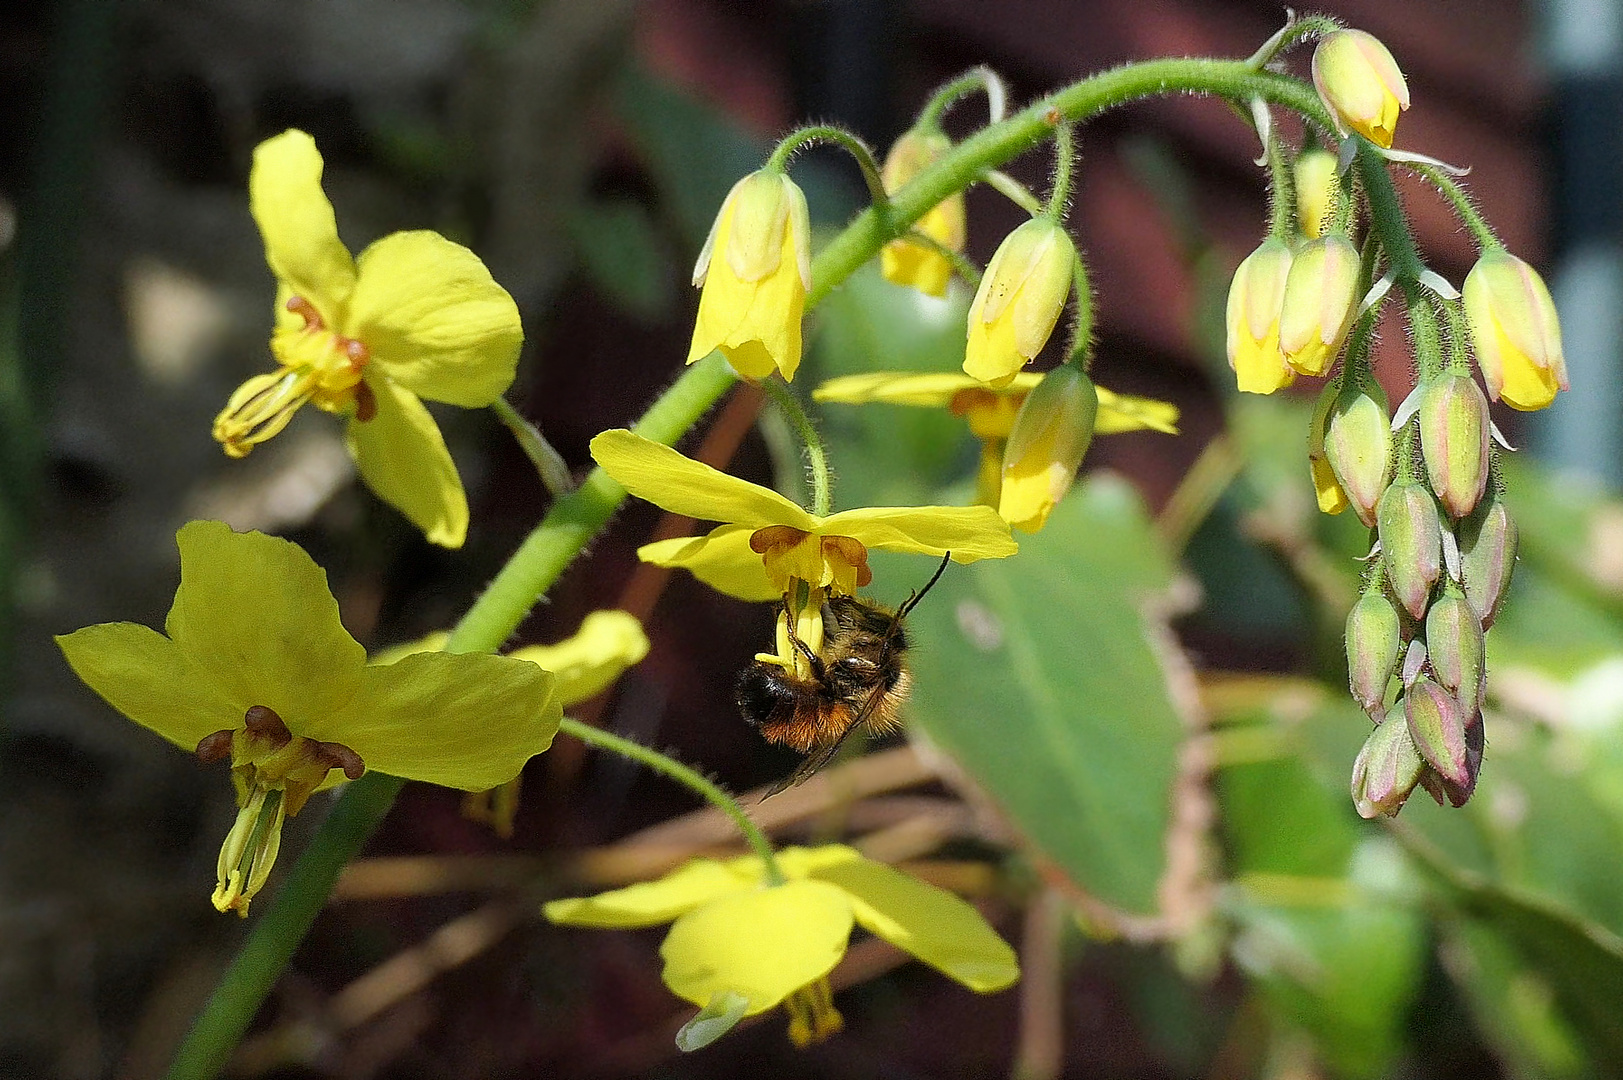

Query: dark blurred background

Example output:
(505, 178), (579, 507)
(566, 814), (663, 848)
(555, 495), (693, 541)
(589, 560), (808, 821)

(0, 1), (1588, 1077)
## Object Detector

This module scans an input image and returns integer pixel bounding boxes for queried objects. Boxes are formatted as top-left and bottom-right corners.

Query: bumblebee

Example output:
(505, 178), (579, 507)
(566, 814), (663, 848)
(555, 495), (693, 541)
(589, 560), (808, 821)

(735, 555), (950, 793)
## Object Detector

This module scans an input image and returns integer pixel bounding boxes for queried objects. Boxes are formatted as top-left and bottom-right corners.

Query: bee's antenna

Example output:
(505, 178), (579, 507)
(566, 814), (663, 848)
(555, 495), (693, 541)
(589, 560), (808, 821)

(896, 551), (952, 620)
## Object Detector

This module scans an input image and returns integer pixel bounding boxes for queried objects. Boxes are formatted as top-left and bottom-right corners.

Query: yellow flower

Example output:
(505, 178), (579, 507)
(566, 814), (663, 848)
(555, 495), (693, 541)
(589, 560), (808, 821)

(688, 169), (812, 381)
(1312, 29), (1410, 149)
(1225, 238), (1295, 394)
(55, 521), (559, 915)
(1278, 234), (1361, 376)
(1462, 248), (1568, 411)
(964, 217), (1075, 387)
(879, 129), (966, 298)
(214, 130), (523, 548)
(1293, 147), (1340, 239)
(1308, 381), (1350, 515)
(998, 365), (1098, 533)
(544, 845), (1019, 1048)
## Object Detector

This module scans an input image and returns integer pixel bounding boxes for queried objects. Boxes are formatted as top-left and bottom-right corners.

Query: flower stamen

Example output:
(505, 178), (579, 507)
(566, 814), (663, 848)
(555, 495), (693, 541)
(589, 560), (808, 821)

(784, 978), (844, 1048)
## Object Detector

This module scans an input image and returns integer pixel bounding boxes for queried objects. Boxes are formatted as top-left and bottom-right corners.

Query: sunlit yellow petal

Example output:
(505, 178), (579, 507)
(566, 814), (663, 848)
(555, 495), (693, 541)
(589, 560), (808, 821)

(544, 859), (754, 928)
(809, 856), (1020, 992)
(817, 504), (1017, 562)
(661, 880), (854, 1014)
(322, 650), (558, 789)
(509, 610), (650, 707)
(813, 371), (1041, 408)
(347, 377), (469, 549)
(369, 631), (451, 666)
(591, 429), (814, 531)
(55, 622), (245, 751)
(249, 130), (357, 318)
(163, 520), (366, 729)
(637, 527), (782, 602)
(1093, 388), (1180, 435)
(345, 231), (522, 408)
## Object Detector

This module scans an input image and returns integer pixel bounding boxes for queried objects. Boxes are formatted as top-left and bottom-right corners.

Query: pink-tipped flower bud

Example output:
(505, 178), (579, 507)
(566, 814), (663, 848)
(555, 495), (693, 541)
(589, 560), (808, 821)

(1346, 589), (1404, 714)
(1324, 382), (1393, 527)
(1294, 147), (1340, 239)
(1426, 589), (1486, 716)
(1463, 249), (1568, 411)
(998, 365), (1099, 534)
(1279, 234), (1362, 377)
(1460, 495), (1517, 628)
(1225, 238), (1295, 394)
(1418, 714), (1484, 808)
(1312, 29), (1411, 149)
(1404, 677), (1470, 787)
(1418, 373), (1491, 519)
(1351, 717), (1424, 819)
(1378, 482), (1442, 618)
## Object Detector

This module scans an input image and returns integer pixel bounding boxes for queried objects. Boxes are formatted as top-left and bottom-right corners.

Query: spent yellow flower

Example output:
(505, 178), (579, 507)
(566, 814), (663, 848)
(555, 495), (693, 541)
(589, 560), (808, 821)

(1462, 248), (1568, 411)
(214, 130), (523, 548)
(964, 217), (1075, 387)
(1225, 238), (1295, 394)
(879, 129), (966, 298)
(1312, 29), (1410, 149)
(544, 845), (1019, 1048)
(688, 169), (812, 381)
(55, 521), (559, 915)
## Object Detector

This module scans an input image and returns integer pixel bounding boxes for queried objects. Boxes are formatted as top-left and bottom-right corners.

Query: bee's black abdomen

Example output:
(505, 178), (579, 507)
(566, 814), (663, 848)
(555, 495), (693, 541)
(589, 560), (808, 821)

(735, 662), (794, 729)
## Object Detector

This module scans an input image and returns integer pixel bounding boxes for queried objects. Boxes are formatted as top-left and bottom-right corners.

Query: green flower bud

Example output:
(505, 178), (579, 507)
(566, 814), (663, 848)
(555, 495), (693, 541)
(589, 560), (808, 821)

(1351, 717), (1424, 819)
(1418, 373), (1491, 519)
(1324, 382), (1393, 527)
(1418, 715), (1484, 808)
(1279, 235), (1361, 377)
(1425, 589), (1485, 716)
(1459, 495), (1517, 628)
(1378, 482), (1442, 618)
(1404, 678), (1469, 786)
(1346, 589), (1403, 714)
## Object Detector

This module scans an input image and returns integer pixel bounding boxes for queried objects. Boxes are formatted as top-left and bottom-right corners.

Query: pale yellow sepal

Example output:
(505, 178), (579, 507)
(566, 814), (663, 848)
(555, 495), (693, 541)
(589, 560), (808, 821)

(964, 218), (1075, 387)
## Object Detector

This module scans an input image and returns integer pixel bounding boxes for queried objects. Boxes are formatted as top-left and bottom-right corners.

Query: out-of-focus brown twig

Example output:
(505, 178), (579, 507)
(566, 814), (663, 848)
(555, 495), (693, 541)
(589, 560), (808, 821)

(1012, 887), (1068, 1080)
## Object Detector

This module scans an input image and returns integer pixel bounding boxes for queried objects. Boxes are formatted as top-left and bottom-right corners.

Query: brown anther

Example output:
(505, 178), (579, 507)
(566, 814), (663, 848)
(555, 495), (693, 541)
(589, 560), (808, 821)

(285, 295), (325, 331)
(948, 388), (998, 418)
(311, 740), (366, 781)
(353, 381), (377, 423)
(821, 535), (872, 586)
(344, 338), (369, 370)
(242, 705), (293, 746)
(750, 524), (809, 554)
(196, 729), (235, 764)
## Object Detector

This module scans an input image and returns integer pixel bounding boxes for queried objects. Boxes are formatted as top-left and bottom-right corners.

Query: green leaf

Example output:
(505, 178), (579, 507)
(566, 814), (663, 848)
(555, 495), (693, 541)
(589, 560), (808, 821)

(905, 476), (1181, 915)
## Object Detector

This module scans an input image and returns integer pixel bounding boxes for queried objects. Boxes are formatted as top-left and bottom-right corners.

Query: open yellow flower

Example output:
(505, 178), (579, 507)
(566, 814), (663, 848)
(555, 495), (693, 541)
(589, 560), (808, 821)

(544, 845), (1019, 1048)
(213, 130), (523, 548)
(55, 521), (559, 915)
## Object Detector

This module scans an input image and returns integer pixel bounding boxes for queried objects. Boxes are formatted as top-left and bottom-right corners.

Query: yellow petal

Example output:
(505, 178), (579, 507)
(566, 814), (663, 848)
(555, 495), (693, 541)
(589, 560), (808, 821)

(369, 631), (450, 666)
(638, 527), (783, 602)
(55, 622), (245, 751)
(817, 504), (1017, 562)
(163, 520), (366, 731)
(1093, 387), (1180, 435)
(347, 378), (469, 548)
(809, 856), (1019, 992)
(813, 371), (1040, 408)
(250, 130), (357, 319)
(661, 880), (854, 1014)
(508, 610), (651, 707)
(345, 231), (522, 408)
(590, 429), (814, 531)
(323, 650), (558, 789)
(544, 859), (753, 928)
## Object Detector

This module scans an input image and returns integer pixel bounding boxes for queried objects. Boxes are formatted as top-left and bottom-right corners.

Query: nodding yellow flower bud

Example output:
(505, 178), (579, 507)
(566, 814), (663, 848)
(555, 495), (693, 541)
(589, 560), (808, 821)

(1308, 381), (1350, 514)
(1462, 249), (1569, 411)
(879, 129), (966, 298)
(1418, 373), (1491, 518)
(998, 365), (1099, 533)
(1346, 589), (1403, 714)
(1351, 716), (1423, 819)
(1312, 29), (1410, 149)
(688, 169), (813, 381)
(1378, 482), (1442, 619)
(1279, 235), (1361, 376)
(1323, 381), (1392, 527)
(1460, 495), (1517, 628)
(964, 218), (1076, 387)
(1225, 238), (1295, 394)
(1294, 148), (1340, 238)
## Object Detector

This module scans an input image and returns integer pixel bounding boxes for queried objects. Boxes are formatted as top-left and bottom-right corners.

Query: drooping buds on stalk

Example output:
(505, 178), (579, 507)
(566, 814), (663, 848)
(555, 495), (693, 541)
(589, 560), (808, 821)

(1346, 588), (1404, 714)
(1312, 29), (1411, 149)
(1225, 238), (1295, 394)
(1294, 147), (1340, 239)
(1418, 373), (1492, 519)
(1351, 716), (1424, 819)
(1462, 249), (1569, 411)
(1324, 381), (1392, 526)
(1378, 481), (1443, 618)
(1426, 588), (1486, 717)
(1459, 494), (1518, 628)
(998, 365), (1099, 533)
(1279, 234), (1362, 376)
(964, 218), (1076, 387)
(1404, 677), (1470, 787)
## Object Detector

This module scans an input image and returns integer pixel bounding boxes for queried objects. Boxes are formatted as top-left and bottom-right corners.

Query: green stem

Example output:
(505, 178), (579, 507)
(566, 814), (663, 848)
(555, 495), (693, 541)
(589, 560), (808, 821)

(760, 376), (832, 516)
(900, 227), (983, 287)
(1409, 162), (1499, 251)
(1440, 297), (1470, 372)
(767, 124), (888, 207)
(1064, 252), (1095, 369)
(1244, 12), (1343, 68)
(164, 56), (1337, 1080)
(1355, 139), (1424, 282)
(1264, 125), (1294, 240)
(1405, 283), (1447, 382)
(917, 65), (1004, 129)
(557, 717), (783, 883)
(1046, 120), (1075, 217)
(491, 397), (575, 497)
(982, 169), (1044, 215)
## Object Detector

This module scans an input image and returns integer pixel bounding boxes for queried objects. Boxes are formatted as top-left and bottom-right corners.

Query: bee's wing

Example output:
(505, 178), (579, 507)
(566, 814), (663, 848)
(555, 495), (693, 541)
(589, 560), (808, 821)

(761, 678), (892, 799)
